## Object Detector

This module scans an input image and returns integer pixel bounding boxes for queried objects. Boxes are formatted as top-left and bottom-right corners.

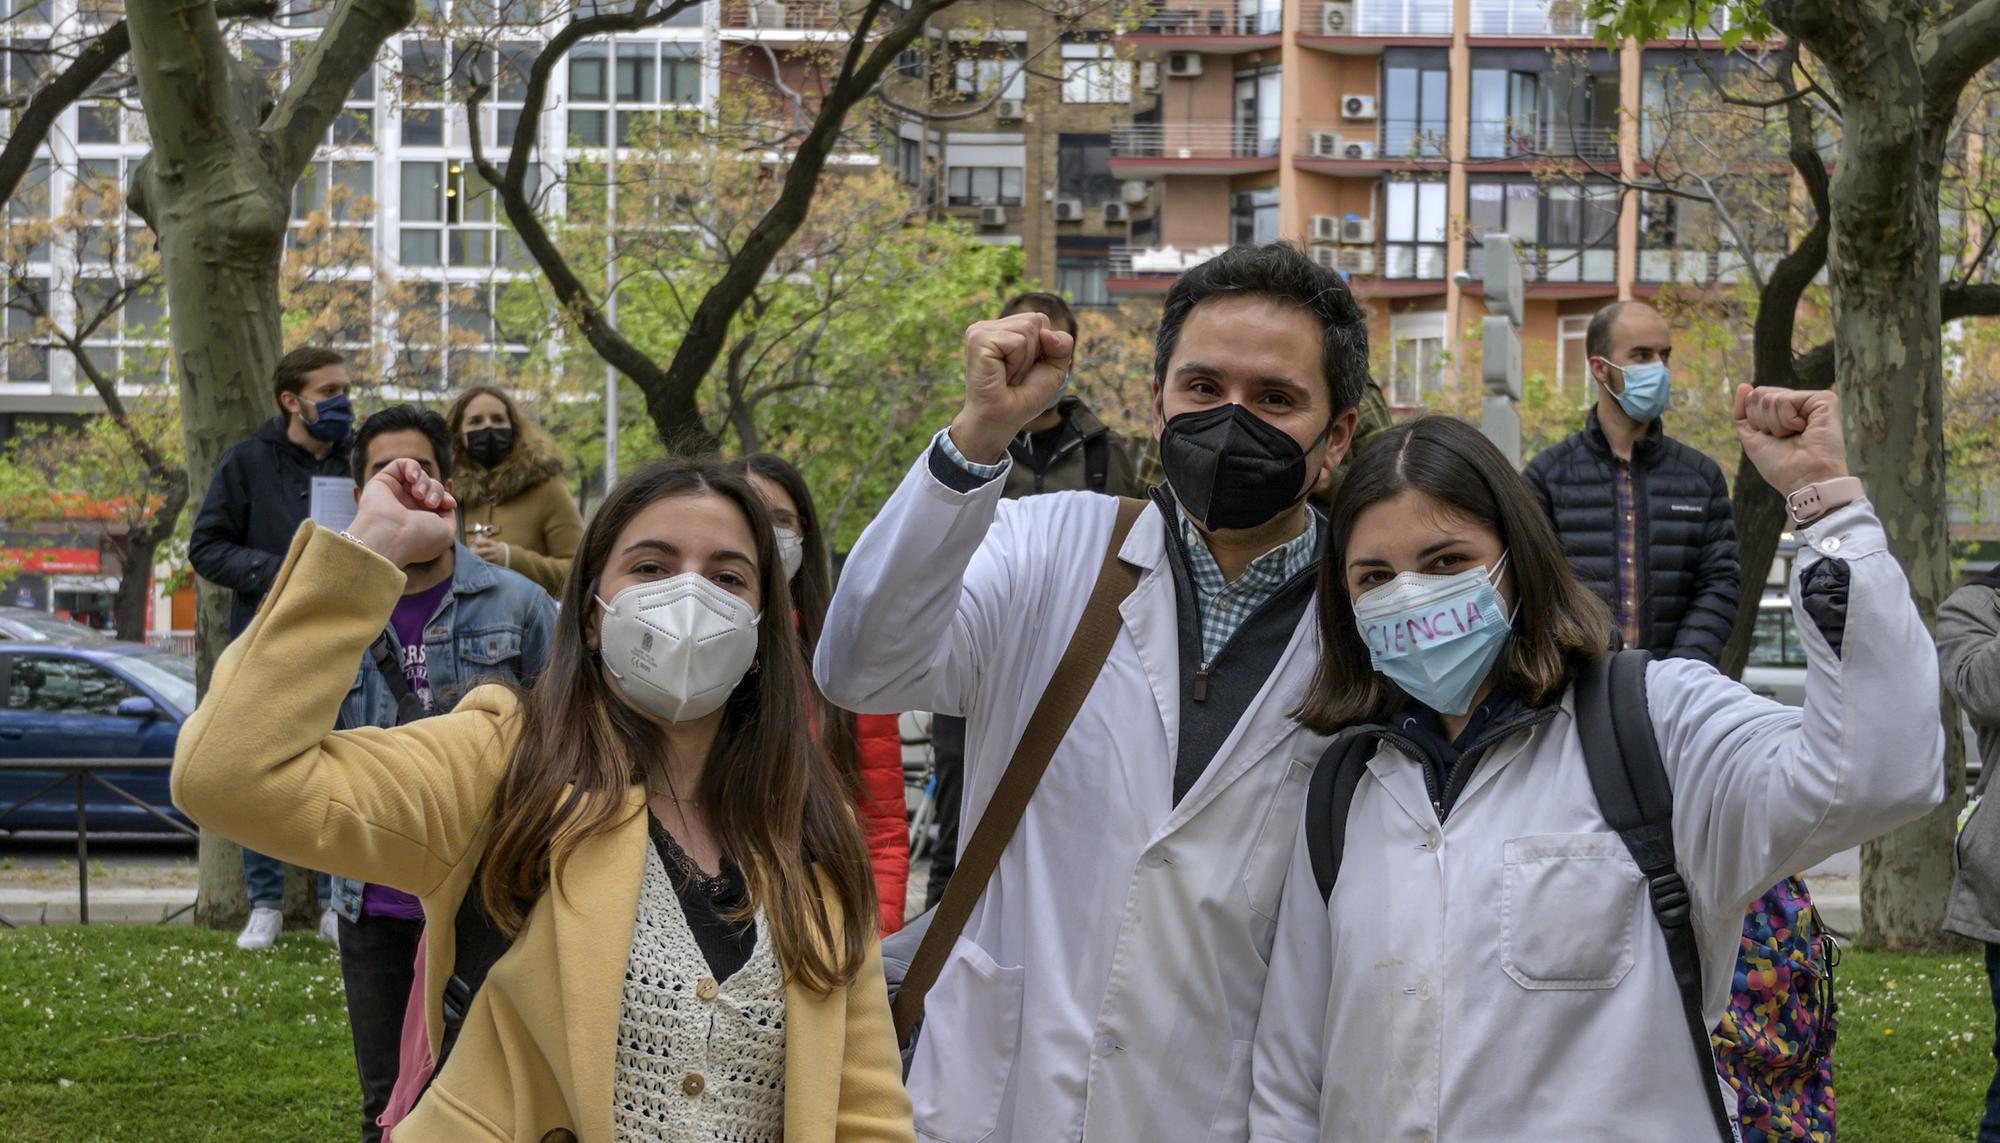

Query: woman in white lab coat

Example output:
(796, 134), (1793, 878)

(1249, 391), (1944, 1142)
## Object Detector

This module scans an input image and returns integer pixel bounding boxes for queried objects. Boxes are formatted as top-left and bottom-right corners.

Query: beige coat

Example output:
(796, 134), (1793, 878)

(172, 524), (914, 1142)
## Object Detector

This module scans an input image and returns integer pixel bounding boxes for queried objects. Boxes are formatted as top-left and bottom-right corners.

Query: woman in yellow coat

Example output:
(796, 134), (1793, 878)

(447, 384), (584, 595)
(172, 454), (913, 1143)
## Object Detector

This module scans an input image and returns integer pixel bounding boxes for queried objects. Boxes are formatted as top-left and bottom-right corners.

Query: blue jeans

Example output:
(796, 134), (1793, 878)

(242, 847), (330, 912)
(1982, 943), (2000, 1143)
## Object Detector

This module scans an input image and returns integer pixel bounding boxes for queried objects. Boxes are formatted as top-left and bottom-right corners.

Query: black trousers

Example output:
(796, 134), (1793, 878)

(338, 912), (425, 1143)
(925, 713), (965, 910)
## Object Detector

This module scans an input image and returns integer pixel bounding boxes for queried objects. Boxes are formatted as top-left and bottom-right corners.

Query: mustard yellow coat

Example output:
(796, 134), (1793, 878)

(172, 524), (915, 1143)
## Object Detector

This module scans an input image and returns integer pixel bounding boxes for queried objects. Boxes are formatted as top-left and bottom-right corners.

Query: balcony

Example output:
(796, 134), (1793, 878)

(1467, 120), (1621, 164)
(1345, 0), (1451, 36)
(1108, 244), (1229, 295)
(1296, 121), (1449, 171)
(719, 0), (853, 39)
(1636, 248), (1786, 286)
(1468, 0), (1599, 39)
(1124, 1), (1284, 52)
(1110, 123), (1282, 177)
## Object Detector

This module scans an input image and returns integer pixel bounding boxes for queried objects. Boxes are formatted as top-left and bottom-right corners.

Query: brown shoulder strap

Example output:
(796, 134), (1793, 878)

(892, 495), (1147, 1046)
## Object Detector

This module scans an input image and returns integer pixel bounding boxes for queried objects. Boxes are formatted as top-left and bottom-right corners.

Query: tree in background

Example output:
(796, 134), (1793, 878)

(1593, 0), (2000, 950)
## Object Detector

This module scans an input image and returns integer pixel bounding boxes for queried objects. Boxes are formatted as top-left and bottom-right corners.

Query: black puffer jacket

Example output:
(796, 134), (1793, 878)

(1522, 410), (1740, 664)
(189, 418), (353, 636)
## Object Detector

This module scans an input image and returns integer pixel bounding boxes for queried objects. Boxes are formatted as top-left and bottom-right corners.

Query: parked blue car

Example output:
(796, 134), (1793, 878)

(0, 641), (197, 834)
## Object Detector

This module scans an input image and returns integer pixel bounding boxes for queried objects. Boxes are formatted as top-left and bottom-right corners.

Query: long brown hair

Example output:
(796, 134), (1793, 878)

(732, 453), (861, 790)
(480, 457), (876, 991)
(444, 384), (555, 474)
(1296, 416), (1612, 731)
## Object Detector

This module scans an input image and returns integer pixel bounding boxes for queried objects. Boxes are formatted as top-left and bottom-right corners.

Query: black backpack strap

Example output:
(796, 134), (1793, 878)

(367, 631), (430, 727)
(434, 873), (517, 1073)
(1306, 730), (1379, 903)
(1575, 649), (1736, 1143)
(1084, 433), (1110, 492)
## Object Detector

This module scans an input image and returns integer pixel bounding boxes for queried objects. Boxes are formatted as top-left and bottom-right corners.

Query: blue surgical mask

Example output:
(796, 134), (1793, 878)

(1352, 554), (1514, 717)
(1598, 359), (1671, 424)
(302, 393), (354, 445)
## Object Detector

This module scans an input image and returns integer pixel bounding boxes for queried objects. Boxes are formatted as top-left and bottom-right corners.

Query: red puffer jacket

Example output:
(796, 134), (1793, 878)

(853, 713), (911, 934)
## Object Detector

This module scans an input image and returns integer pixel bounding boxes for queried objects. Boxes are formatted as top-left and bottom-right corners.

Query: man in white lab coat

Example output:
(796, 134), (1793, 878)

(817, 242), (1369, 1142)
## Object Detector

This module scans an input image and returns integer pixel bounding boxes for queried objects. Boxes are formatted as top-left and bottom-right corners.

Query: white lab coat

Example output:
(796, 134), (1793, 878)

(1248, 501), (1946, 1143)
(818, 441), (1333, 1143)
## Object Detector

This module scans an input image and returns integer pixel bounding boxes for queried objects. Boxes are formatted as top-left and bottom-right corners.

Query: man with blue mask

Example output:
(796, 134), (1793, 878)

(1524, 299), (1739, 665)
(190, 345), (357, 951)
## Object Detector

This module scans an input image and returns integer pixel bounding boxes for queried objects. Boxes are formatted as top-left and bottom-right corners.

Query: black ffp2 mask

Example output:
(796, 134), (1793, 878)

(1159, 403), (1328, 532)
(465, 427), (515, 468)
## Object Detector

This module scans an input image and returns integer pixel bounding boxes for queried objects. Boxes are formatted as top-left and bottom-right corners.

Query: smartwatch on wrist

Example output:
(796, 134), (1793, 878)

(1785, 476), (1864, 528)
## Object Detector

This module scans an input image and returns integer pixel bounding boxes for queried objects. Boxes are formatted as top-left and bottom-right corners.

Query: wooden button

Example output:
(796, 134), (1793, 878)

(540, 1131), (577, 1143)
(682, 1072), (706, 1097)
(696, 977), (719, 1002)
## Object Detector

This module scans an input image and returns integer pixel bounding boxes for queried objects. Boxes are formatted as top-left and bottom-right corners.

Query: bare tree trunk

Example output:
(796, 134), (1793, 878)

(126, 0), (410, 928)
(112, 535), (153, 642)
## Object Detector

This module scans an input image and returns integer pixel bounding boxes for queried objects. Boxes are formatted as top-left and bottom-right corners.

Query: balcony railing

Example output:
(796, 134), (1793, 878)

(1112, 123), (1281, 160)
(1637, 248), (1787, 284)
(1304, 121), (1448, 162)
(1131, 1), (1284, 36)
(1467, 120), (1621, 162)
(1469, 0), (1598, 37)
(1110, 243), (1229, 278)
(719, 0), (853, 32)
(1466, 239), (1618, 283)
(1352, 0), (1451, 36)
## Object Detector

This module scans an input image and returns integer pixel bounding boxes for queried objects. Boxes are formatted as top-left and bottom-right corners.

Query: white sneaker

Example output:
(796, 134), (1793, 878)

(318, 908), (339, 946)
(236, 906), (283, 951)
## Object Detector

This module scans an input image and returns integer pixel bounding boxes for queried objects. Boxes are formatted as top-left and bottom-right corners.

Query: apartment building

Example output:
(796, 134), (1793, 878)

(1108, 0), (1761, 410)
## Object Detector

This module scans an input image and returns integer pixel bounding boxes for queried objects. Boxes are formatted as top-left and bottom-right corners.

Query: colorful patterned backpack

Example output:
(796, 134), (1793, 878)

(1712, 876), (1840, 1143)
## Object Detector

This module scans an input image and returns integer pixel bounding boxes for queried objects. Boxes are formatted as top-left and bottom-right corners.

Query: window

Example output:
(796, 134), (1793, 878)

(399, 160), (535, 268)
(4, 157), (50, 264)
(1061, 42), (1130, 104)
(1382, 49), (1449, 159)
(1383, 179), (1447, 279)
(1, 277), (50, 384)
(1234, 65), (1281, 158)
(1231, 187), (1278, 245)
(74, 157), (143, 267)
(953, 46), (1025, 102)
(7, 656), (133, 717)
(1468, 177), (1618, 281)
(1748, 607), (1805, 668)
(1057, 134), (1117, 206)
(947, 167), (1024, 206)
(1471, 48), (1618, 159)
(1468, 65), (1537, 159)
(76, 100), (121, 144)
(1057, 256), (1110, 308)
(1358, 0), (1450, 35)
(1557, 314), (1589, 392)
(1388, 311), (1446, 407)
(569, 40), (702, 147)
(401, 39), (446, 147)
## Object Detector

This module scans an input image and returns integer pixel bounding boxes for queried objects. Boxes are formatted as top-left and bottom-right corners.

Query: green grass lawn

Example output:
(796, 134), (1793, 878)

(0, 927), (1992, 1141)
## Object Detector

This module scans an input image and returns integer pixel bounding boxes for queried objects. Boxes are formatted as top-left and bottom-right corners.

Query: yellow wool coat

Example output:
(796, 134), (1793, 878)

(171, 524), (914, 1143)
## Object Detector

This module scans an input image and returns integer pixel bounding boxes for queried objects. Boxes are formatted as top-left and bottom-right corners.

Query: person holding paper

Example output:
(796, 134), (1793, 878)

(189, 345), (356, 951)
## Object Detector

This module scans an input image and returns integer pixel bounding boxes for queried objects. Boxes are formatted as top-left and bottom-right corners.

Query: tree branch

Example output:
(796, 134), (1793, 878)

(125, 0), (256, 169)
(1926, 0), (2000, 110)
(266, 0), (417, 183)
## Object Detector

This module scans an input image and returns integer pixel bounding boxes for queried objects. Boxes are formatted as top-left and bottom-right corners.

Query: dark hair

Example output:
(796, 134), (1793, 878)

(1296, 416), (1612, 731)
(444, 385), (551, 475)
(1001, 291), (1079, 339)
(273, 347), (346, 413)
(1153, 242), (1370, 416)
(352, 404), (454, 485)
(481, 457), (876, 991)
(1584, 300), (1652, 362)
(732, 453), (862, 791)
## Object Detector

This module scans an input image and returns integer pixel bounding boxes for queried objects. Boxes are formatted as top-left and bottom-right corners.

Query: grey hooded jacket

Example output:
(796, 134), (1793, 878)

(1942, 578), (2000, 943)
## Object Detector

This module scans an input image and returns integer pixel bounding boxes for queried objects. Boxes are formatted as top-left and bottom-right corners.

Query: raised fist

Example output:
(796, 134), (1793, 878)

(948, 313), (1075, 464)
(346, 458), (457, 569)
(1733, 385), (1849, 496)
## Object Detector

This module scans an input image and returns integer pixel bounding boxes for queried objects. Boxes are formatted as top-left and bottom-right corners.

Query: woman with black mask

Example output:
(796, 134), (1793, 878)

(445, 385), (584, 595)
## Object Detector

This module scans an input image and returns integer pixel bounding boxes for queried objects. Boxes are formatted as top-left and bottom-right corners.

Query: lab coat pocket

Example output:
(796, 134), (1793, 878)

(1500, 833), (1642, 990)
(910, 937), (1024, 1143)
(1202, 1040), (1255, 1142)
(1244, 758), (1316, 922)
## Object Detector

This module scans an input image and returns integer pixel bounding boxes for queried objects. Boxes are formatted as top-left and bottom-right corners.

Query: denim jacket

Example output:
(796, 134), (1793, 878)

(330, 544), (556, 922)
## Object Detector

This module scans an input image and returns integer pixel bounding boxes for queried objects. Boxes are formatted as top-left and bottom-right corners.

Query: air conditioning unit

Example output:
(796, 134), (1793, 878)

(1310, 131), (1343, 158)
(1054, 198), (1085, 222)
(996, 99), (1025, 122)
(1321, 1), (1353, 34)
(1166, 52), (1203, 78)
(1103, 202), (1130, 223)
(1310, 214), (1339, 243)
(1121, 179), (1152, 205)
(979, 205), (1008, 227)
(1342, 94), (1377, 120)
(1310, 244), (1340, 271)
(1139, 61), (1161, 93)
(1343, 140), (1376, 160)
(1340, 217), (1374, 245)
(1337, 247), (1376, 275)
